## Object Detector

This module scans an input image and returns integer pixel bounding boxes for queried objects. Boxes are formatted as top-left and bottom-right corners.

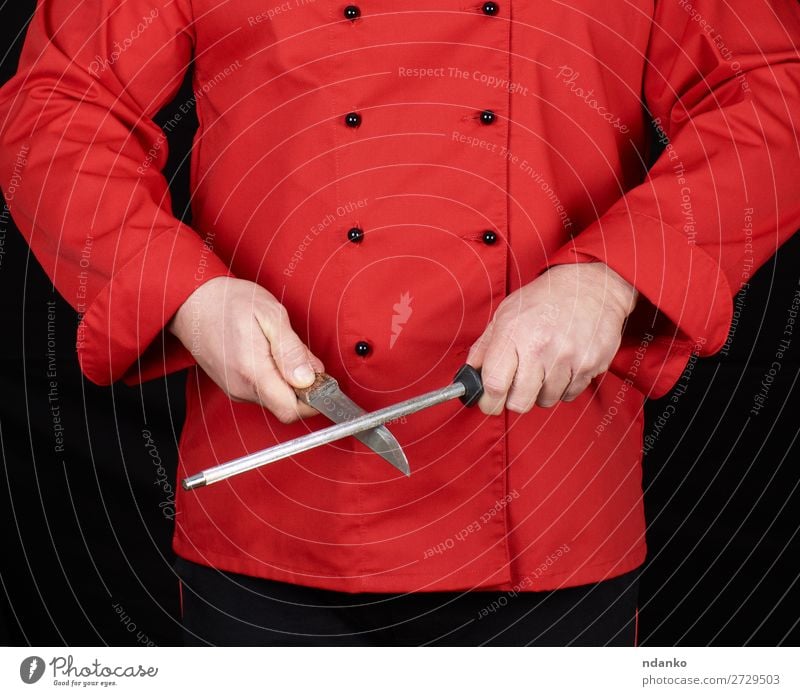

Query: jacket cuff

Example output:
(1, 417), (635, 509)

(77, 224), (233, 386)
(537, 212), (733, 398)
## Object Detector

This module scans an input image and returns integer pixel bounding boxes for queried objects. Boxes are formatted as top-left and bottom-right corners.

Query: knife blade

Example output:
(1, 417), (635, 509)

(295, 373), (410, 476)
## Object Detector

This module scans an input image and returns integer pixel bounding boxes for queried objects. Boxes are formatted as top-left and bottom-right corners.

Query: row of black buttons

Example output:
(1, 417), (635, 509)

(344, 110), (496, 128)
(343, 2), (500, 360)
(343, 3), (499, 20)
(344, 227), (497, 245)
(347, 230), (497, 358)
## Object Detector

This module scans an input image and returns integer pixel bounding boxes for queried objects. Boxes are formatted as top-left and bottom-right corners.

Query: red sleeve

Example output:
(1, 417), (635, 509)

(541, 0), (800, 398)
(0, 0), (233, 386)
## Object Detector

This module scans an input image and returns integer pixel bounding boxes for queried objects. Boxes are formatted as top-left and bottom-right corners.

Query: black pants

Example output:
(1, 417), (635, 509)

(175, 557), (640, 646)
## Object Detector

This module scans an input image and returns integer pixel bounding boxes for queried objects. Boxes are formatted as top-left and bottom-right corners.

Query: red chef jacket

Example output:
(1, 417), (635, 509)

(1, 1), (799, 593)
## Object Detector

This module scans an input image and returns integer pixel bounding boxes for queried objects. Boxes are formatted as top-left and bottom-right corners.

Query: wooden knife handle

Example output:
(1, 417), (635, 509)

(293, 372), (337, 406)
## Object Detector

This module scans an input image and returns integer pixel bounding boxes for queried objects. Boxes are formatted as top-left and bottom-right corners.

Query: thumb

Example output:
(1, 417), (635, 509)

(307, 350), (325, 374)
(257, 311), (317, 388)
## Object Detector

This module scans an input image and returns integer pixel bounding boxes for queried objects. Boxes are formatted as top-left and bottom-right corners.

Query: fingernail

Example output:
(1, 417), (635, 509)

(292, 364), (315, 385)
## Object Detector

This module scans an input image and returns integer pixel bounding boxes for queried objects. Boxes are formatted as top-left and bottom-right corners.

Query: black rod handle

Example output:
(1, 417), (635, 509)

(453, 364), (483, 407)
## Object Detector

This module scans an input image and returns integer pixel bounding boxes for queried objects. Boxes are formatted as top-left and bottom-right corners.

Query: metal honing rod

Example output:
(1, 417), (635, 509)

(182, 382), (466, 491)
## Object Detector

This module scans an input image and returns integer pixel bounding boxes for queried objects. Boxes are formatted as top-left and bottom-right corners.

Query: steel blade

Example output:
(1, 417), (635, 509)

(296, 374), (410, 476)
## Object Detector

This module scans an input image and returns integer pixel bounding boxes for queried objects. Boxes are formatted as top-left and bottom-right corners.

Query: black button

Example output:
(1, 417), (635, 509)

(482, 2), (499, 15)
(343, 5), (360, 20)
(480, 109), (496, 125)
(347, 227), (364, 243)
(345, 112), (362, 128)
(482, 230), (498, 245)
(355, 341), (371, 357)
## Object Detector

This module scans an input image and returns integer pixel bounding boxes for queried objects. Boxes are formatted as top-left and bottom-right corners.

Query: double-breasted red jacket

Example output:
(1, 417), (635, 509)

(1, 1), (799, 593)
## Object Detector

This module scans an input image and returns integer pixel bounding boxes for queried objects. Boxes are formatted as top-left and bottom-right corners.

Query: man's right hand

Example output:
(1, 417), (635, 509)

(168, 277), (324, 423)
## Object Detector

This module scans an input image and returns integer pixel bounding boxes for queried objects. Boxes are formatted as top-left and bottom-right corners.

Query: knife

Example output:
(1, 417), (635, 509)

(182, 364), (483, 491)
(294, 372), (410, 476)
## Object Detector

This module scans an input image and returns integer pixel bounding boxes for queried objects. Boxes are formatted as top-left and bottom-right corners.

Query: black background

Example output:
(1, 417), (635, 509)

(1, 2), (798, 646)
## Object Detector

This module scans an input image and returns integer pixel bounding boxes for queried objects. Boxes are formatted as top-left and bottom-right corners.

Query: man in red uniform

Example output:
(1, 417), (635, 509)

(1, 1), (799, 645)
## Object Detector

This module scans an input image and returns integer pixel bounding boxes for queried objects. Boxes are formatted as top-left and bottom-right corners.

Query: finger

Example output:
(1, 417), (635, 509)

(256, 306), (316, 388)
(477, 332), (519, 416)
(536, 363), (573, 408)
(505, 360), (545, 414)
(242, 321), (314, 422)
(561, 374), (594, 402)
(296, 401), (321, 419)
(256, 353), (322, 420)
(466, 322), (494, 369)
(306, 349), (325, 374)
(297, 349), (326, 416)
(252, 353), (312, 424)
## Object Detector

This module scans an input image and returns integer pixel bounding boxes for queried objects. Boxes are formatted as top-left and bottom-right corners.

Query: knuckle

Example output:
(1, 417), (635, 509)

(556, 344), (577, 364)
(594, 360), (611, 376)
(526, 329), (552, 356)
(506, 398), (533, 414)
(582, 351), (608, 376)
(273, 341), (307, 370)
(474, 327), (493, 347)
(274, 303), (291, 325)
(272, 406), (299, 424)
(482, 376), (508, 398)
(224, 369), (257, 402)
(263, 297), (288, 318)
(238, 370), (260, 395)
(494, 321), (519, 342)
(262, 301), (290, 328)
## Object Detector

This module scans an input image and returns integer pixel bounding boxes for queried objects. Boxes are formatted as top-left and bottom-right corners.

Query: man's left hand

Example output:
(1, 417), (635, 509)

(467, 262), (639, 414)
